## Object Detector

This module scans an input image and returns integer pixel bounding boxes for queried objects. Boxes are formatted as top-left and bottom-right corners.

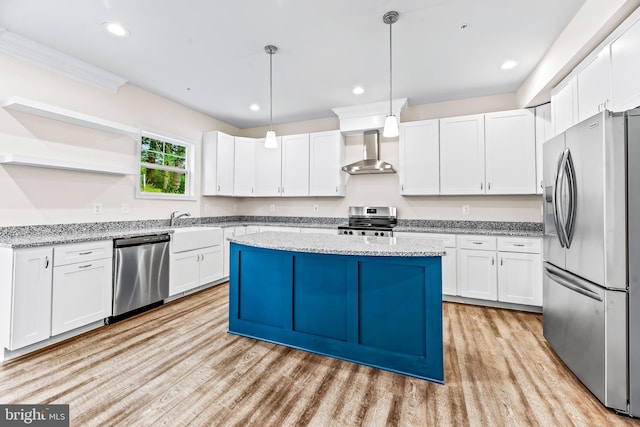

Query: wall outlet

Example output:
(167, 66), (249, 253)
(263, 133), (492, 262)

(93, 203), (103, 215)
(233, 203), (238, 212)
(120, 203), (130, 214)
(313, 204), (319, 213)
(462, 205), (470, 215)
(269, 204), (276, 212)
(204, 203), (210, 213)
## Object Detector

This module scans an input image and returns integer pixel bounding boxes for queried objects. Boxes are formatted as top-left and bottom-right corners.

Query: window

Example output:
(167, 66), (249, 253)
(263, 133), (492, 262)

(138, 130), (195, 200)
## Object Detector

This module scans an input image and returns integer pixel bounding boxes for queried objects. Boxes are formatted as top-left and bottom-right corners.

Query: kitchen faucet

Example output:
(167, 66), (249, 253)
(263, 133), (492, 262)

(170, 211), (191, 226)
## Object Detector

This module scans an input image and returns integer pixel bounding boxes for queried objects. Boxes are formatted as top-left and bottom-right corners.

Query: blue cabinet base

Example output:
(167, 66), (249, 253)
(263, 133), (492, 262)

(228, 243), (444, 383)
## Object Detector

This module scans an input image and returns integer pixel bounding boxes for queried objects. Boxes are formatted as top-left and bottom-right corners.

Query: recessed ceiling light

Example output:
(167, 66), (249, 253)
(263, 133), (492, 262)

(103, 22), (130, 37)
(250, 104), (260, 111)
(353, 86), (365, 95)
(501, 60), (517, 70)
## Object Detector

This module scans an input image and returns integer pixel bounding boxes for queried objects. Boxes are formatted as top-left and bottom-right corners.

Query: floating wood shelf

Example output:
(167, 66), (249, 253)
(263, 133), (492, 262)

(0, 154), (137, 175)
(1, 96), (139, 136)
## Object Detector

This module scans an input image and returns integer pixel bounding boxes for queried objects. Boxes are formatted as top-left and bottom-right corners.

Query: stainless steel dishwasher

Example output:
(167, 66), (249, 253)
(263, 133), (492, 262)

(112, 234), (170, 319)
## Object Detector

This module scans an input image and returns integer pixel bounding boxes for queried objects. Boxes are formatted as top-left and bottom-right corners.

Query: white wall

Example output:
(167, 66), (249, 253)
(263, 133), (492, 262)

(236, 94), (543, 222)
(0, 52), (238, 226)
(1, 51), (540, 227)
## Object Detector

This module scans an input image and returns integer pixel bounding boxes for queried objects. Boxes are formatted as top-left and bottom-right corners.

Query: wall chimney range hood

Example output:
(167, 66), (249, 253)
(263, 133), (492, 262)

(342, 130), (396, 175)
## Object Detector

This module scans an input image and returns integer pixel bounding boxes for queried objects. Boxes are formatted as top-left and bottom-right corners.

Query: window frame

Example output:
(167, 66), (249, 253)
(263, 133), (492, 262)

(136, 129), (196, 201)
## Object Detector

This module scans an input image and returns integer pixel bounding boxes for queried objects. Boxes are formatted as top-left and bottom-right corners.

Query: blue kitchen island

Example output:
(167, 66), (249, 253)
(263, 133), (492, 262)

(228, 232), (445, 383)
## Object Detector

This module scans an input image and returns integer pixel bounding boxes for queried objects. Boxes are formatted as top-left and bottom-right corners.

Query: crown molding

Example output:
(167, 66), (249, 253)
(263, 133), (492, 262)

(0, 27), (127, 92)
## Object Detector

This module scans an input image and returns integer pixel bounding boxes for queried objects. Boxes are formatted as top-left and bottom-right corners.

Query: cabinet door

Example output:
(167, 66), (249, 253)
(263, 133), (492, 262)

(440, 114), (485, 195)
(309, 130), (346, 196)
(233, 137), (255, 196)
(611, 19), (640, 112)
(577, 47), (612, 122)
(199, 245), (223, 286)
(399, 119), (440, 195)
(216, 132), (235, 195)
(170, 250), (200, 295)
(442, 249), (458, 296)
(254, 137), (282, 196)
(223, 227), (235, 278)
(485, 109), (536, 194)
(51, 258), (112, 335)
(202, 131), (234, 196)
(498, 251), (542, 306)
(281, 134), (310, 196)
(11, 247), (53, 350)
(458, 249), (497, 301)
(535, 104), (552, 194)
(551, 76), (578, 135)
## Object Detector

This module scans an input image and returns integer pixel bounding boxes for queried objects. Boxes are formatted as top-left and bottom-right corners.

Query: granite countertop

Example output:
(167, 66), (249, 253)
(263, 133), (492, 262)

(229, 231), (446, 257)
(0, 217), (543, 249)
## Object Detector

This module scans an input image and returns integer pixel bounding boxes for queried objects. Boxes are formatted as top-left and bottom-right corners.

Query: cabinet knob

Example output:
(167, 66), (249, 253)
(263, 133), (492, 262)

(500, 258), (503, 266)
(488, 182), (491, 191)
(218, 185), (221, 191)
(45, 256), (50, 269)
(491, 257), (495, 266)
(480, 182), (483, 191)
(335, 186), (339, 193)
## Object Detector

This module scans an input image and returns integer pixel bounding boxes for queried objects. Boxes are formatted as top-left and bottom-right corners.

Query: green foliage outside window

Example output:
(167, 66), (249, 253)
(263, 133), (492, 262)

(140, 135), (189, 195)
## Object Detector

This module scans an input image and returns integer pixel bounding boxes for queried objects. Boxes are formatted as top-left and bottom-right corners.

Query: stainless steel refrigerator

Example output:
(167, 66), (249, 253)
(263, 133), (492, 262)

(543, 108), (640, 416)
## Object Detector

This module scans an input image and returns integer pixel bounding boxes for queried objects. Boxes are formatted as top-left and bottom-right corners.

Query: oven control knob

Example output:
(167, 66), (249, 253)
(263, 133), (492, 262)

(349, 231), (353, 235)
(375, 232), (379, 236)
(342, 230), (347, 235)
(380, 232), (385, 236)
(360, 231), (365, 236)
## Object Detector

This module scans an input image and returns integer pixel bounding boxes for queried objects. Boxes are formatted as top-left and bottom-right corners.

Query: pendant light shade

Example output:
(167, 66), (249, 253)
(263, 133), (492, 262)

(264, 44), (278, 149)
(383, 11), (399, 138)
(383, 115), (399, 137)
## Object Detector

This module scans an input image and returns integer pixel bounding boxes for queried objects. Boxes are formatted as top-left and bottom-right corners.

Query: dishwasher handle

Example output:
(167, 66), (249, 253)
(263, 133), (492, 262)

(114, 234), (170, 248)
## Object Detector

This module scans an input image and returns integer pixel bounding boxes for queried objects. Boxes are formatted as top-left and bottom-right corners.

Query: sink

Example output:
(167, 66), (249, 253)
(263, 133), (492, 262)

(171, 226), (223, 253)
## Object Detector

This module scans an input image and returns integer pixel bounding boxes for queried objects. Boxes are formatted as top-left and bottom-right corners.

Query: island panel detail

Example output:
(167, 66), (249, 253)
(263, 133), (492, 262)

(228, 242), (444, 383)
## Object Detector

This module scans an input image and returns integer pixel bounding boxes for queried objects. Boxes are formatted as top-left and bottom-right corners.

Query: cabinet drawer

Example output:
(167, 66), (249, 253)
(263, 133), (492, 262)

(497, 236), (541, 254)
(54, 240), (112, 266)
(457, 235), (497, 251)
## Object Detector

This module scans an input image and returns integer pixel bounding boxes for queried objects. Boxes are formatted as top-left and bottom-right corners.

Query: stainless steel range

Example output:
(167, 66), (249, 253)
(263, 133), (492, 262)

(338, 206), (397, 237)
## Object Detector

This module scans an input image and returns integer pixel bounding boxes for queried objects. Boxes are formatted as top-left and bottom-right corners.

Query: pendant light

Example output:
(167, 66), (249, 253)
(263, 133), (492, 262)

(264, 44), (278, 149)
(383, 11), (399, 138)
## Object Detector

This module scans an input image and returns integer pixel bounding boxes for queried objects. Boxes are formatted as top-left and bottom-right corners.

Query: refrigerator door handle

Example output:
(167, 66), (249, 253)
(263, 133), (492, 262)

(544, 265), (603, 302)
(564, 149), (577, 247)
(553, 150), (569, 247)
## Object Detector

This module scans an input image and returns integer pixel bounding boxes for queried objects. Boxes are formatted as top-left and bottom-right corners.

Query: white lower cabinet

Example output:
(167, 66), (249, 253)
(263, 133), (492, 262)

(170, 245), (223, 295)
(395, 232), (457, 296)
(51, 258), (112, 335)
(459, 248), (498, 301)
(51, 240), (113, 336)
(458, 235), (542, 306)
(2, 247), (53, 350)
(497, 237), (542, 306)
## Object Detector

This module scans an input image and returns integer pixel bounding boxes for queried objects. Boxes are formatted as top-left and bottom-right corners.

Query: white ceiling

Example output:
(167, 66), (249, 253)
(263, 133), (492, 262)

(0, 0), (587, 129)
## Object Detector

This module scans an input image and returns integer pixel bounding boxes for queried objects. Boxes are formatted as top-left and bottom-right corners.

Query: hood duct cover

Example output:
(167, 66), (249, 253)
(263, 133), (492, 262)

(342, 130), (396, 175)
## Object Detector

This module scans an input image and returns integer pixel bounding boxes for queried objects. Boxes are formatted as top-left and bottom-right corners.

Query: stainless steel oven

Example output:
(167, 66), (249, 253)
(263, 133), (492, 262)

(337, 206), (397, 237)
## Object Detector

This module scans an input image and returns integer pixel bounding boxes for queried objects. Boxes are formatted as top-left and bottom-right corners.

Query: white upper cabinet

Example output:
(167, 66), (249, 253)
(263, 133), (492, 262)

(233, 137), (256, 196)
(535, 104), (553, 195)
(309, 130), (345, 196)
(399, 119), (440, 195)
(611, 17), (640, 112)
(281, 133), (310, 197)
(254, 137), (282, 197)
(440, 114), (485, 195)
(202, 130), (234, 196)
(484, 109), (536, 195)
(551, 75), (578, 135)
(576, 46), (612, 122)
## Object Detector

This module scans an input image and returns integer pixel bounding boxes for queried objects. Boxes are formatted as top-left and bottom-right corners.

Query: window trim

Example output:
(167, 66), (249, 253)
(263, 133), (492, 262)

(136, 129), (196, 201)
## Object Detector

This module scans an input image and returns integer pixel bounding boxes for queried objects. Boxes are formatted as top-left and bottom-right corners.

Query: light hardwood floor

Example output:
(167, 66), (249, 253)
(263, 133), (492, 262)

(1, 283), (639, 427)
